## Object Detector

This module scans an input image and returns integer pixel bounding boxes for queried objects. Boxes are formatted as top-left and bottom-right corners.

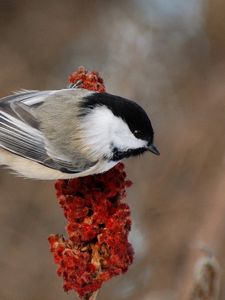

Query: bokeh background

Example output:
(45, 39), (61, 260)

(0, 0), (225, 299)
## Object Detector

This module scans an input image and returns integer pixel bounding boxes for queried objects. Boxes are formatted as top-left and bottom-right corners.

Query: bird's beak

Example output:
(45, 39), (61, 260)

(148, 144), (160, 156)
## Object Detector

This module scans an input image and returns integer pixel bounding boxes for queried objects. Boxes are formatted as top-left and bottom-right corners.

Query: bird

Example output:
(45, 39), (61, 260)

(0, 88), (159, 180)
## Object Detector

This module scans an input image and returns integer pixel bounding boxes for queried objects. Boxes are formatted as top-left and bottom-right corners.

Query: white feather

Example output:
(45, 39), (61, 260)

(80, 106), (147, 159)
(0, 111), (42, 138)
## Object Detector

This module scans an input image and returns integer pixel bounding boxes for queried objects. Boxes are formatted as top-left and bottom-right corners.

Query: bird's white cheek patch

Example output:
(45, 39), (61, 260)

(81, 106), (147, 157)
(111, 121), (146, 150)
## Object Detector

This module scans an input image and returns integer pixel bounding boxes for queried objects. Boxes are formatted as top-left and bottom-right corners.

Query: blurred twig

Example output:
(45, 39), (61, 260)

(189, 250), (220, 300)
(176, 172), (225, 300)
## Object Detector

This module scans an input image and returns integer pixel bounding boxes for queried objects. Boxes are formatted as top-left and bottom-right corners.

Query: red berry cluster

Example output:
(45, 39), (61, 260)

(68, 66), (106, 93)
(48, 68), (134, 300)
(48, 163), (133, 299)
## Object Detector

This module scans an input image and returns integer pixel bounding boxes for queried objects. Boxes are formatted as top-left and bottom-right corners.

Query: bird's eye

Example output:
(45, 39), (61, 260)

(134, 130), (142, 137)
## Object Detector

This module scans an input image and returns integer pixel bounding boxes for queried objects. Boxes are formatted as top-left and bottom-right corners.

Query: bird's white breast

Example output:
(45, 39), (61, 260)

(0, 148), (117, 180)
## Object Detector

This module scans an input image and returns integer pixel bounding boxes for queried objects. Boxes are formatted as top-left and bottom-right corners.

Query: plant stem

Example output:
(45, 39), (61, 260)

(82, 291), (98, 300)
(90, 291), (98, 300)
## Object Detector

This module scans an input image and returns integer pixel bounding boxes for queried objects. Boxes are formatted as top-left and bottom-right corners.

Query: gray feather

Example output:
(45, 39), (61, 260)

(0, 89), (96, 173)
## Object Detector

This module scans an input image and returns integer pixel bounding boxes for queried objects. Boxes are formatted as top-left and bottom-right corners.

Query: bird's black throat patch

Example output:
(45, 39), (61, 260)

(111, 147), (147, 161)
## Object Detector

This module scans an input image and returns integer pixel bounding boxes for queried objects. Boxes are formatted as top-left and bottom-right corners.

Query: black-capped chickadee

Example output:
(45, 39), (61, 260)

(0, 88), (159, 179)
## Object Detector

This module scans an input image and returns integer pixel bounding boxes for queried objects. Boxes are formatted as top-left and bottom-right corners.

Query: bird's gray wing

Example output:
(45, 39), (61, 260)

(0, 90), (96, 173)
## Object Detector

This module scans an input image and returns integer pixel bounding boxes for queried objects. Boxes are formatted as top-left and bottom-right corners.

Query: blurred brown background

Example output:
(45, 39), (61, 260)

(0, 1), (225, 299)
